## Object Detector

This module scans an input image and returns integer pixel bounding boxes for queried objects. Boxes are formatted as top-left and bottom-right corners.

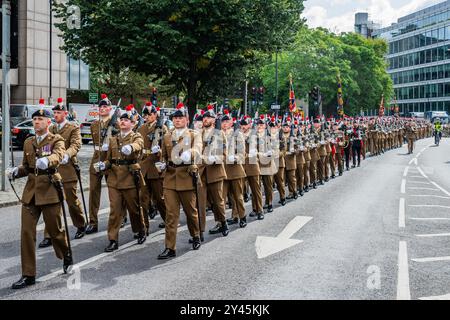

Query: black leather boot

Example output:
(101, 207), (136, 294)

(104, 240), (118, 252)
(11, 276), (35, 289)
(157, 248), (176, 259)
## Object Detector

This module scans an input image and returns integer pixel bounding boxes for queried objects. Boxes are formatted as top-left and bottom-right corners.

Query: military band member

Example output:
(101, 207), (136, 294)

(7, 108), (72, 289)
(351, 122), (363, 168)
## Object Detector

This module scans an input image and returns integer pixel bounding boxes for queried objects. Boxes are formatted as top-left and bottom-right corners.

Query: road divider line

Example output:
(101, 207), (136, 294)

(399, 198), (405, 228)
(407, 187), (439, 191)
(403, 166), (409, 177)
(401, 179), (406, 194)
(412, 256), (450, 263)
(408, 205), (450, 209)
(416, 233), (450, 238)
(410, 217), (450, 221)
(430, 181), (450, 197)
(407, 181), (431, 185)
(410, 195), (450, 199)
(397, 241), (411, 300)
(417, 167), (428, 179)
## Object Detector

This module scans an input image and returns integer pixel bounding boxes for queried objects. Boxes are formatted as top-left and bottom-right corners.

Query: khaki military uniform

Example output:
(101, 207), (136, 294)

(243, 130), (263, 214)
(317, 137), (327, 182)
(273, 133), (286, 200)
(258, 131), (277, 206)
(309, 138), (319, 185)
(43, 122), (85, 238)
(161, 128), (202, 250)
(88, 118), (118, 227)
(283, 133), (297, 196)
(199, 127), (227, 230)
(138, 121), (167, 229)
(103, 131), (146, 242)
(295, 138), (305, 193)
(223, 129), (246, 220)
(405, 125), (416, 154)
(16, 133), (69, 276)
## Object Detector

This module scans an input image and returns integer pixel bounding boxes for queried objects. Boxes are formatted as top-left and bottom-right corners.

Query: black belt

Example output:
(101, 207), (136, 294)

(111, 159), (137, 166)
(168, 161), (190, 168)
(32, 168), (58, 176)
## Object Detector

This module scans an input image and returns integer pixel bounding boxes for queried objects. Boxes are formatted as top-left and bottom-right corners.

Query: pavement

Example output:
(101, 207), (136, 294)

(0, 138), (449, 300)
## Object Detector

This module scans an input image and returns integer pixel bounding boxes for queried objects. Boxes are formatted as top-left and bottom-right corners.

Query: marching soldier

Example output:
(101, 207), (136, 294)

(405, 121), (417, 154)
(200, 106), (229, 238)
(351, 122), (363, 167)
(273, 119), (287, 206)
(96, 111), (147, 252)
(293, 122), (305, 196)
(157, 104), (203, 259)
(241, 117), (264, 220)
(257, 117), (276, 213)
(222, 114), (247, 228)
(282, 120), (298, 200)
(334, 123), (345, 176)
(301, 123), (312, 192)
(38, 98), (86, 248)
(86, 94), (119, 234)
(309, 124), (319, 189)
(138, 102), (167, 231)
(7, 108), (72, 289)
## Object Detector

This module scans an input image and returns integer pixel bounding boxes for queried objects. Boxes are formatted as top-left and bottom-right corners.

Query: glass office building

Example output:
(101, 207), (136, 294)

(373, 0), (450, 114)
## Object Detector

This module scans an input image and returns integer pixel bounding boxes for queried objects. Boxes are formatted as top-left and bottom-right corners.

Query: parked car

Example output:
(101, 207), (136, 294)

(80, 121), (93, 144)
(11, 119), (35, 149)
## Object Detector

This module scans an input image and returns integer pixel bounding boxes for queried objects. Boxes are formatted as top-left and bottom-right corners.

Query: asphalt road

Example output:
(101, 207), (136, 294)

(0, 138), (449, 300)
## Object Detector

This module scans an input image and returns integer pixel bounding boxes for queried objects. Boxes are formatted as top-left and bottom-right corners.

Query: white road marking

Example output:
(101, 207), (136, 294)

(397, 241), (411, 300)
(408, 158), (418, 165)
(407, 181), (431, 185)
(399, 198), (405, 228)
(412, 256), (450, 263)
(419, 293), (450, 300)
(410, 217), (450, 221)
(410, 195), (450, 200)
(417, 167), (428, 179)
(416, 233), (450, 238)
(407, 187), (439, 191)
(255, 216), (312, 259)
(410, 176), (425, 179)
(403, 166), (409, 177)
(420, 147), (428, 153)
(409, 205), (450, 209)
(430, 181), (450, 197)
(37, 215), (215, 283)
(401, 179), (406, 194)
(37, 207), (110, 232)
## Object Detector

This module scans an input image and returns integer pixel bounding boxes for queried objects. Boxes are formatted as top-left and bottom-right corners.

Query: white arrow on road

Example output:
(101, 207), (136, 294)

(255, 216), (312, 259)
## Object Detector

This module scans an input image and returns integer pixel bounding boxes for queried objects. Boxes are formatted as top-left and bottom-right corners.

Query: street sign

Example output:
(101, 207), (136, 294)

(271, 104), (280, 110)
(89, 93), (98, 103)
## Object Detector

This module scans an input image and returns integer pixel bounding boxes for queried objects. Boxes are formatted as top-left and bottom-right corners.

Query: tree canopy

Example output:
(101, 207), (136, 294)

(54, 0), (305, 120)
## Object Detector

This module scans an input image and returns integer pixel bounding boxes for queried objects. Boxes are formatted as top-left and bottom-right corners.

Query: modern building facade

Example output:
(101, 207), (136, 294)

(355, 12), (380, 38)
(1, 0), (88, 105)
(372, 0), (450, 114)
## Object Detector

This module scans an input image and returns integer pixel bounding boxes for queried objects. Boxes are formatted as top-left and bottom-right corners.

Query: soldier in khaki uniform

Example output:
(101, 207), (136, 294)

(309, 126), (320, 189)
(38, 98), (86, 249)
(241, 117), (264, 220)
(405, 121), (417, 154)
(157, 105), (203, 259)
(96, 112), (147, 252)
(334, 123), (345, 176)
(7, 108), (72, 289)
(257, 117), (276, 213)
(301, 124), (312, 192)
(86, 94), (120, 234)
(272, 121), (287, 206)
(317, 126), (328, 185)
(138, 103), (167, 231)
(282, 121), (298, 200)
(293, 122), (305, 196)
(200, 106), (229, 238)
(222, 115), (247, 228)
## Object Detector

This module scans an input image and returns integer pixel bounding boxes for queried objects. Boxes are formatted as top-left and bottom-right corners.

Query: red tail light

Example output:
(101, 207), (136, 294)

(12, 128), (20, 134)
(80, 123), (84, 128)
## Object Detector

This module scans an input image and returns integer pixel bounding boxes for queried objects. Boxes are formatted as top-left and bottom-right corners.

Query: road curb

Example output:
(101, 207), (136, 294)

(0, 183), (107, 209)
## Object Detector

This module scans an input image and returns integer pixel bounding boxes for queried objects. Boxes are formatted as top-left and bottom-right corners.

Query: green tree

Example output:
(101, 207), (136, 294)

(54, 0), (304, 120)
(259, 28), (392, 116)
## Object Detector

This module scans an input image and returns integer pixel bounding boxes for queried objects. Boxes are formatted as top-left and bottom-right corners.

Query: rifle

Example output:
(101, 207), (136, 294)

(192, 171), (203, 239)
(132, 169), (146, 233)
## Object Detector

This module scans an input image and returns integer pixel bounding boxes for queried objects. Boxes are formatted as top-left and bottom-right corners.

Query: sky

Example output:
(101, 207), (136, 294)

(302, 0), (447, 33)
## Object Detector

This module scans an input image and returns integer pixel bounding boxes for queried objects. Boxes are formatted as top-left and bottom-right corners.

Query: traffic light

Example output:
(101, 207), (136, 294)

(258, 87), (265, 105)
(151, 87), (157, 106)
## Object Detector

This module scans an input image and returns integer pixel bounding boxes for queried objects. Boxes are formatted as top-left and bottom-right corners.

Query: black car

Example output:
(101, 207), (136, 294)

(11, 119), (35, 149)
